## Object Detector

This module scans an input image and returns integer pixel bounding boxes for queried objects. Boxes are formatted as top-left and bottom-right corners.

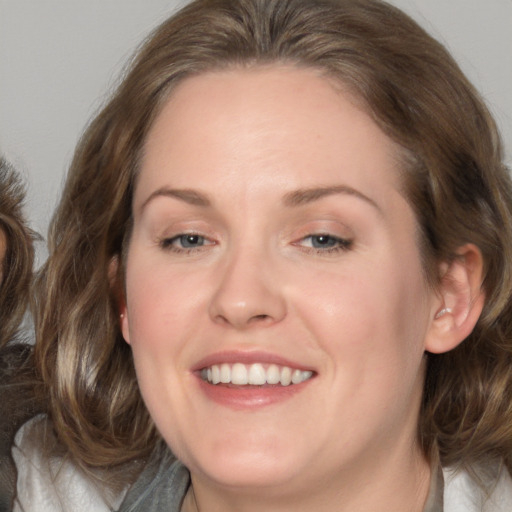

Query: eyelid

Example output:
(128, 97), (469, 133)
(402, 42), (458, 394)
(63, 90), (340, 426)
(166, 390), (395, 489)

(301, 234), (351, 245)
(288, 217), (354, 242)
(294, 233), (353, 252)
(158, 231), (217, 252)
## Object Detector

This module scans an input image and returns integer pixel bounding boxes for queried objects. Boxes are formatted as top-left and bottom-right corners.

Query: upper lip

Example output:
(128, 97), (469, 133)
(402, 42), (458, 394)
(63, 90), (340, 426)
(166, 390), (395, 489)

(192, 350), (315, 373)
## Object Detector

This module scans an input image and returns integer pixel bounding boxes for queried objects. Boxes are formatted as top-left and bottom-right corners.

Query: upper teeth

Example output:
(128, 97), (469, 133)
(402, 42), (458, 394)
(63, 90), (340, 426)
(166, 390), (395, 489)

(201, 363), (313, 386)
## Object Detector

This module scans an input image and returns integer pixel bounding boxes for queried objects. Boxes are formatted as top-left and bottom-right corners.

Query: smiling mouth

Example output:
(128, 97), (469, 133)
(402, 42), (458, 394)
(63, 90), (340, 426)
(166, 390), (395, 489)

(200, 363), (314, 386)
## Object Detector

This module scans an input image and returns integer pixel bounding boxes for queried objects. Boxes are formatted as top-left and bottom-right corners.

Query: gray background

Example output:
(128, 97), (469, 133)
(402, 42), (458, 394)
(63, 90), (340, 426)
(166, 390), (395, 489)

(1, 0), (511, 264)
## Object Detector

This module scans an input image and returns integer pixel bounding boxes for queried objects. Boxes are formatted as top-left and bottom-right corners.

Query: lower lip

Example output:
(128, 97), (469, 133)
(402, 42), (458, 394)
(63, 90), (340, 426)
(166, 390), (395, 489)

(196, 376), (312, 410)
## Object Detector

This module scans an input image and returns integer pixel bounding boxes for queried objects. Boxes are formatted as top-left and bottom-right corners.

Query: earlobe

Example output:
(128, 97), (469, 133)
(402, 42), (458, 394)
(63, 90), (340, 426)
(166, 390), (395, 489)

(119, 305), (131, 345)
(108, 256), (131, 345)
(425, 244), (485, 354)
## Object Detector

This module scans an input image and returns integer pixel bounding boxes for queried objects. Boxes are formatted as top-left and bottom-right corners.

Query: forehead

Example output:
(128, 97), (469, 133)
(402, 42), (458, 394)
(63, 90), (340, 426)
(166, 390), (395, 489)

(137, 65), (403, 208)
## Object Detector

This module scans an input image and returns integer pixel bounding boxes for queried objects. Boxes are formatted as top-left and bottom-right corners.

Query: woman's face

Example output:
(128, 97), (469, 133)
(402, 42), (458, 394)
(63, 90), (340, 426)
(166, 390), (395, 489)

(121, 66), (438, 493)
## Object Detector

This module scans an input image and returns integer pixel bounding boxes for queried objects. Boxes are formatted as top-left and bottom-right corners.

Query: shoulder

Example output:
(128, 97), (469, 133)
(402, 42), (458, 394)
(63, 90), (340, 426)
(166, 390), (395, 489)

(12, 415), (128, 512)
(443, 462), (512, 512)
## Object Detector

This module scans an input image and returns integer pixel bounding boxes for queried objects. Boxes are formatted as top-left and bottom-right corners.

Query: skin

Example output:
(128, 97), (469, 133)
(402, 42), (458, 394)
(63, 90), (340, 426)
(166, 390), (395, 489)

(120, 66), (482, 511)
(0, 229), (6, 285)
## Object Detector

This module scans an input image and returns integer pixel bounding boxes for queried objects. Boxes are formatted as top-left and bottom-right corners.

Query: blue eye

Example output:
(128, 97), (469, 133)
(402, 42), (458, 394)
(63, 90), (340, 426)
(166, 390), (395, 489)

(177, 234), (205, 248)
(310, 234), (338, 248)
(160, 233), (212, 252)
(298, 234), (352, 252)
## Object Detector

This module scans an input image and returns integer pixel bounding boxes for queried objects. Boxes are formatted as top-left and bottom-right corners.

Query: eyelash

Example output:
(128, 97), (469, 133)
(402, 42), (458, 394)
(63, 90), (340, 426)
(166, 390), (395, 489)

(158, 233), (353, 255)
(295, 234), (353, 254)
(159, 233), (214, 253)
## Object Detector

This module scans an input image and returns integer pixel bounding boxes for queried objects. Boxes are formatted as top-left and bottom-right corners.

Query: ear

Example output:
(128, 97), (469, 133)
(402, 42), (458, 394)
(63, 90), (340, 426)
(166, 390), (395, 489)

(425, 244), (485, 354)
(108, 256), (131, 345)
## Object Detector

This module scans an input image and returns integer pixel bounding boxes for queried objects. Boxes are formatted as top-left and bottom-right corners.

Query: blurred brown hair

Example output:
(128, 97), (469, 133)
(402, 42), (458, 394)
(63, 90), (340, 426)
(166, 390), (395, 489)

(35, 0), (512, 476)
(0, 157), (39, 510)
(0, 157), (34, 347)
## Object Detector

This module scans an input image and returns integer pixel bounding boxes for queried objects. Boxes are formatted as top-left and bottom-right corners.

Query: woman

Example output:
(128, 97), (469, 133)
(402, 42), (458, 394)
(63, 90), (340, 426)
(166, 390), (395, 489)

(16, 0), (512, 510)
(0, 157), (37, 512)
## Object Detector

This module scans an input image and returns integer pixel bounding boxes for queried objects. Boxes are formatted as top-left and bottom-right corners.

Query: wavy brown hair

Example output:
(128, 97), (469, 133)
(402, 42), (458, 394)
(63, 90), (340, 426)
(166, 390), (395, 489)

(35, 0), (512, 476)
(0, 158), (39, 509)
(0, 157), (34, 348)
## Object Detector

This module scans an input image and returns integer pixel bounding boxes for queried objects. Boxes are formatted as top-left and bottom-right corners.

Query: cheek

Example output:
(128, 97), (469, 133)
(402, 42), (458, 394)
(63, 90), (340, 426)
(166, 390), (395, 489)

(123, 256), (209, 356)
(284, 262), (429, 444)
(122, 261), (200, 420)
(291, 255), (430, 370)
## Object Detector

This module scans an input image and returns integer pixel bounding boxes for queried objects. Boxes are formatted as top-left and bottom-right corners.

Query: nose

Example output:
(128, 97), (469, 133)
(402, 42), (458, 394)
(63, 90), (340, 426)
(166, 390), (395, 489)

(208, 244), (287, 329)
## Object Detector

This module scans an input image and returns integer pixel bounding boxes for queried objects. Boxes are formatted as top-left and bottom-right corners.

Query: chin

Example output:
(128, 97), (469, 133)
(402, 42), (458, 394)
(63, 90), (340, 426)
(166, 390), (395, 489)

(182, 440), (306, 489)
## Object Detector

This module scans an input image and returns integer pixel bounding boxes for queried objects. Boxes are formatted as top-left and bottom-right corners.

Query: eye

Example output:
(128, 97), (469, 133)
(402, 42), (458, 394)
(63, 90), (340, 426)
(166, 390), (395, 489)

(309, 234), (340, 248)
(297, 234), (352, 253)
(175, 234), (206, 248)
(160, 233), (214, 252)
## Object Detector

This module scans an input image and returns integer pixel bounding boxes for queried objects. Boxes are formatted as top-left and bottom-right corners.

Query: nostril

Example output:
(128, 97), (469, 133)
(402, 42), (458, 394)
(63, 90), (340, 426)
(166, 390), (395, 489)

(250, 314), (271, 322)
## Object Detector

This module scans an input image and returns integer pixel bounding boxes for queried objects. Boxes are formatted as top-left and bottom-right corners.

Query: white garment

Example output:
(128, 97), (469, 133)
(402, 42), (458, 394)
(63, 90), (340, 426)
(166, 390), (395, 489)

(443, 465), (512, 511)
(12, 415), (127, 512)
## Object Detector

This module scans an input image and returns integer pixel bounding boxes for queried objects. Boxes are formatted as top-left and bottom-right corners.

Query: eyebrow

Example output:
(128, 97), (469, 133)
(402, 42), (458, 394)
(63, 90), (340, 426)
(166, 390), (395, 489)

(283, 185), (381, 212)
(140, 184), (381, 213)
(141, 187), (212, 211)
